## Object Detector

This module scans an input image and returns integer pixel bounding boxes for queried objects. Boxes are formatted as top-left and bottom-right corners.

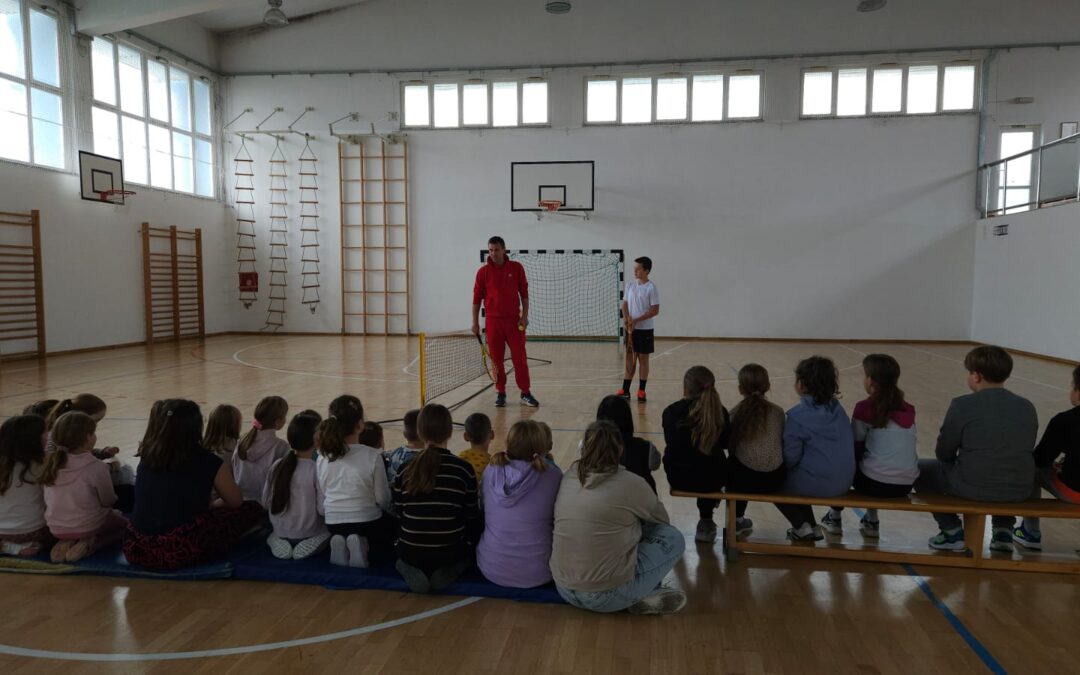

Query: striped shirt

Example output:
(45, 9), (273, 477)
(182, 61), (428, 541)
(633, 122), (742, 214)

(392, 448), (480, 562)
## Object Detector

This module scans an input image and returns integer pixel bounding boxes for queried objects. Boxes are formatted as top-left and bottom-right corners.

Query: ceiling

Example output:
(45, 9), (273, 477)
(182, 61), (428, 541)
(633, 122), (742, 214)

(191, 0), (371, 32)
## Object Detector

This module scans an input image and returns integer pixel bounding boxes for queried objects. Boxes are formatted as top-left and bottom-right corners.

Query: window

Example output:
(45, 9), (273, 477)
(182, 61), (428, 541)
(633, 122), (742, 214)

(801, 61), (977, 118)
(997, 128), (1038, 214)
(401, 78), (548, 129)
(0, 1), (64, 168)
(586, 71), (762, 124)
(90, 38), (215, 197)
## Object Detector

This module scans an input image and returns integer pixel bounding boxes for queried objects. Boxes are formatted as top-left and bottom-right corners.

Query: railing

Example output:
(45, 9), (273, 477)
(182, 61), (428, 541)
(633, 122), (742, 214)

(980, 132), (1080, 218)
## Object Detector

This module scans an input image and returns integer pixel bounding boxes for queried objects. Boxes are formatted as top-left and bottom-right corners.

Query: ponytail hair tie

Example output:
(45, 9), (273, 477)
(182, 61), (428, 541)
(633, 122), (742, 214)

(252, 420), (263, 430)
(702, 383), (712, 390)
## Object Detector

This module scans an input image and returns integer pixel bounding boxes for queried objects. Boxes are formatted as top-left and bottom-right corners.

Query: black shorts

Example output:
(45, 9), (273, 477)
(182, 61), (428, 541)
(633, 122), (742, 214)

(629, 329), (655, 354)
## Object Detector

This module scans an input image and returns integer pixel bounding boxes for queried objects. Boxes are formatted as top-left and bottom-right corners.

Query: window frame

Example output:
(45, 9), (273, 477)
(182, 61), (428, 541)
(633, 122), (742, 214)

(583, 69), (765, 126)
(399, 77), (550, 130)
(90, 37), (217, 198)
(799, 60), (979, 120)
(0, 1), (68, 170)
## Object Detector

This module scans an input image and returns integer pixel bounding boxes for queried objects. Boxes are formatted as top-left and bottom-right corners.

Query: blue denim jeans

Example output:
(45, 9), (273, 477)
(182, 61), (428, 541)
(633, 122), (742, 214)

(555, 522), (685, 613)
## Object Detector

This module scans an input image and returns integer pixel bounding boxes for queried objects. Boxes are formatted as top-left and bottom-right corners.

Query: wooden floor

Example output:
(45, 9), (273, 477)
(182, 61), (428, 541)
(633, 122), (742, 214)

(1, 335), (1078, 673)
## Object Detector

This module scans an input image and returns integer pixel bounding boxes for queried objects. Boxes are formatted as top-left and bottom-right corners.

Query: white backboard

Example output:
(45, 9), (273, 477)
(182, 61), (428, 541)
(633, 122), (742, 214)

(79, 151), (125, 203)
(511, 160), (594, 212)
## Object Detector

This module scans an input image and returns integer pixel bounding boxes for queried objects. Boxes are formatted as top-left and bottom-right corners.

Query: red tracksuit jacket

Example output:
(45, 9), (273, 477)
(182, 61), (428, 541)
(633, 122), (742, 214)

(473, 258), (528, 319)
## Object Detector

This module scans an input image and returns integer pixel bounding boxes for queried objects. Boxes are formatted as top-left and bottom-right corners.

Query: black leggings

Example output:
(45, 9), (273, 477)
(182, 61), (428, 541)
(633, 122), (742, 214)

(327, 513), (398, 563)
(726, 458), (787, 518)
(664, 460), (727, 521)
(831, 470), (912, 511)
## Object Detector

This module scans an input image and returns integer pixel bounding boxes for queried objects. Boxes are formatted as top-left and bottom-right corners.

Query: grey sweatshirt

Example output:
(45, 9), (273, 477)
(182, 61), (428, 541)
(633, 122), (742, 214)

(934, 387), (1038, 501)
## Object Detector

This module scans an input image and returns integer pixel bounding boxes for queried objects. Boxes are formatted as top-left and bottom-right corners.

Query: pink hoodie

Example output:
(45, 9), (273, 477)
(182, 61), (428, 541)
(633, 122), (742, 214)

(44, 452), (116, 536)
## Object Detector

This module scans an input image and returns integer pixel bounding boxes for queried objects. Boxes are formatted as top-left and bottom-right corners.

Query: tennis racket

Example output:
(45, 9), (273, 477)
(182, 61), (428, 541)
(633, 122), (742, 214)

(624, 319), (636, 372)
(476, 333), (498, 383)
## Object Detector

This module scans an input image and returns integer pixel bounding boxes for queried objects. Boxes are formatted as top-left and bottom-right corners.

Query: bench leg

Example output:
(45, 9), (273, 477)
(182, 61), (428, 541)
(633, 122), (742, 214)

(723, 499), (740, 562)
(963, 513), (986, 562)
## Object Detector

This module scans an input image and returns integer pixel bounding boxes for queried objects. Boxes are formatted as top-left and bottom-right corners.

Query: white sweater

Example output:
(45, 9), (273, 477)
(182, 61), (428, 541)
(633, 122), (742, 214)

(316, 444), (392, 524)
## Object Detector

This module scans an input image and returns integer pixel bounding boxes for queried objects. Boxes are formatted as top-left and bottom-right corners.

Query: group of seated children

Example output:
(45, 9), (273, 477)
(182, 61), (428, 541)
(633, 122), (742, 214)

(661, 346), (1080, 552)
(1, 344), (1077, 617)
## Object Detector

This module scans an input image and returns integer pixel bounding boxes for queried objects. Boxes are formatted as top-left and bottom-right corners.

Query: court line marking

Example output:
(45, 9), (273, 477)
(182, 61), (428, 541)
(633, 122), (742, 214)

(900, 344), (1066, 392)
(0, 596), (481, 662)
(229, 341), (416, 383)
(848, 508), (1006, 673)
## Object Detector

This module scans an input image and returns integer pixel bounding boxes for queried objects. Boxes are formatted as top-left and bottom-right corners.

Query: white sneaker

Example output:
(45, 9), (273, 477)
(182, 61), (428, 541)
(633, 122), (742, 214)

(267, 534), (293, 560)
(694, 519), (717, 543)
(735, 517), (754, 537)
(627, 588), (687, 615)
(329, 535), (349, 566)
(346, 534), (370, 568)
(820, 510), (843, 535)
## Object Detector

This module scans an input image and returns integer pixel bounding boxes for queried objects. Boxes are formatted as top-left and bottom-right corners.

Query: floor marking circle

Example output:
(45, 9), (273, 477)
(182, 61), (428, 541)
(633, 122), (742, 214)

(0, 596), (481, 662)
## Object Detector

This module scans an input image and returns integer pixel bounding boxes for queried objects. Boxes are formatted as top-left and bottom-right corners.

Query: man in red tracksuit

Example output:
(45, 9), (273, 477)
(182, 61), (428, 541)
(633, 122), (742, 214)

(472, 236), (539, 408)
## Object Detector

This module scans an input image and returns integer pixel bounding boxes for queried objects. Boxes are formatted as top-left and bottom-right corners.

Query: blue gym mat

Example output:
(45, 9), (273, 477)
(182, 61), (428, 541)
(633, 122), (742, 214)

(227, 539), (566, 604)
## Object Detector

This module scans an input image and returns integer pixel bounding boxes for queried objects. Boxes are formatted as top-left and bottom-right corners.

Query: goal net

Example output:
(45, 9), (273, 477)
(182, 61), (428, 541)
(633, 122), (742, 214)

(418, 249), (624, 406)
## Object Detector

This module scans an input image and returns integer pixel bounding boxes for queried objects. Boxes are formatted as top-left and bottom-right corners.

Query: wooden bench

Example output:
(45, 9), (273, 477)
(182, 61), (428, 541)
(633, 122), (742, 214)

(671, 490), (1080, 574)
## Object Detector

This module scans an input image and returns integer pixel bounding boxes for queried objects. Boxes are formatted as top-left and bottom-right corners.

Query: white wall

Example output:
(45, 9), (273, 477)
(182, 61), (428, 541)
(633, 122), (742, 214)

(218, 0), (1080, 74)
(132, 18), (220, 71)
(0, 162), (233, 355)
(972, 202), (1080, 361)
(225, 59), (979, 339)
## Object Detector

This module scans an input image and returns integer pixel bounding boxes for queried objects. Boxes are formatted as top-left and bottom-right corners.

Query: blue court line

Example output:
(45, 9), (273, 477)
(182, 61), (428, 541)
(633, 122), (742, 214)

(849, 508), (1006, 674)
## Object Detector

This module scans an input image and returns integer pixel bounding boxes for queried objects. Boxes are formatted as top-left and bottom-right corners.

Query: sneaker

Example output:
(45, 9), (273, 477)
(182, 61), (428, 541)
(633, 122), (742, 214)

(636, 390), (647, 403)
(820, 511), (843, 535)
(859, 516), (880, 539)
(735, 517), (754, 537)
(267, 534), (294, 560)
(1012, 525), (1043, 550)
(615, 389), (631, 400)
(694, 519), (717, 543)
(495, 393), (506, 408)
(786, 523), (824, 542)
(329, 534), (349, 566)
(990, 528), (1014, 553)
(928, 528), (965, 551)
(521, 393), (540, 408)
(627, 588), (687, 615)
(346, 534), (370, 568)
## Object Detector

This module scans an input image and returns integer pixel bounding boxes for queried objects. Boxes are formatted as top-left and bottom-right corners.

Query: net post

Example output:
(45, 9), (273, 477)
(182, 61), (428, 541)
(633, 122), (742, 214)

(418, 332), (427, 407)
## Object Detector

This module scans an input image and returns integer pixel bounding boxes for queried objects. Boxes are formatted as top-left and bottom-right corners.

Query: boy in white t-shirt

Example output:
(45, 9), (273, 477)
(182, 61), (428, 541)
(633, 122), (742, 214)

(618, 256), (660, 403)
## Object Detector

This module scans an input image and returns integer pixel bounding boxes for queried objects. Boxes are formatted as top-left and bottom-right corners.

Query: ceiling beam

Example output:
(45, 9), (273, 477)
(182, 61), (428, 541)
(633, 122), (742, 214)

(75, 0), (241, 35)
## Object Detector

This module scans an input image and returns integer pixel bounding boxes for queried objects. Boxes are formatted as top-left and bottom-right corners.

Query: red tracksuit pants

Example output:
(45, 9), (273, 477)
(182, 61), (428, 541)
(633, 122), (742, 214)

(486, 317), (530, 394)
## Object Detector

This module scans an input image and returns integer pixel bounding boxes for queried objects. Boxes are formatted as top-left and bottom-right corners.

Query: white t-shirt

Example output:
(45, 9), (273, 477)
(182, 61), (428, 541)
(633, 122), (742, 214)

(0, 462), (46, 535)
(625, 280), (660, 330)
(316, 444), (392, 524)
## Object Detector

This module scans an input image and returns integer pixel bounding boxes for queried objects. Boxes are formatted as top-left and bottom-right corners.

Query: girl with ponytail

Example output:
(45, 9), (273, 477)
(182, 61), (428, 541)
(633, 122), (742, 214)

(262, 410), (330, 560)
(392, 404), (480, 593)
(820, 354), (917, 538)
(232, 396), (290, 502)
(314, 395), (395, 568)
(661, 366), (731, 544)
(0, 415), (50, 557)
(476, 420), (563, 588)
(776, 356), (855, 541)
(725, 364), (787, 537)
(42, 412), (128, 563)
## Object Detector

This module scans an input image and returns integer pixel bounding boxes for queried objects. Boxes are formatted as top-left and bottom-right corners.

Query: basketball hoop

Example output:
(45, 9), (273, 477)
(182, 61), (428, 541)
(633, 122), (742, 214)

(538, 199), (562, 212)
(535, 198), (589, 221)
(99, 189), (136, 205)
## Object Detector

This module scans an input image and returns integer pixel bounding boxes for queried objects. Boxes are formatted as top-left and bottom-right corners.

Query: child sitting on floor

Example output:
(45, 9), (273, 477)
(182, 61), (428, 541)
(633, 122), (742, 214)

(459, 412), (494, 479)
(43, 412), (128, 562)
(0, 415), (50, 557)
(263, 410), (330, 560)
(203, 404), (242, 464)
(821, 354), (918, 538)
(394, 404), (481, 593)
(232, 396), (290, 502)
(359, 421), (384, 450)
(384, 409), (423, 487)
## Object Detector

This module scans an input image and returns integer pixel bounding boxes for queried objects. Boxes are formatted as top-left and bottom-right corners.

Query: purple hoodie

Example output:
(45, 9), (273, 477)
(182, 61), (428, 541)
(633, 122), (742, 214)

(232, 430), (290, 502)
(476, 459), (563, 588)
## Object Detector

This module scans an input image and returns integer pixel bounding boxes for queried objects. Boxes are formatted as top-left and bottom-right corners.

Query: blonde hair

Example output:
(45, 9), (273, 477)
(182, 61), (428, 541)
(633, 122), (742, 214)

(46, 394), (106, 430)
(41, 412), (97, 486)
(492, 420), (548, 472)
(684, 366), (726, 455)
(202, 404), (242, 455)
(574, 420), (622, 487)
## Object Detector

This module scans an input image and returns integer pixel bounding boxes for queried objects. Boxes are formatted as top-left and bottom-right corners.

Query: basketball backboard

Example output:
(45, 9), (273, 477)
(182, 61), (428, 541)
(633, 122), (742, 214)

(511, 160), (594, 212)
(79, 151), (127, 204)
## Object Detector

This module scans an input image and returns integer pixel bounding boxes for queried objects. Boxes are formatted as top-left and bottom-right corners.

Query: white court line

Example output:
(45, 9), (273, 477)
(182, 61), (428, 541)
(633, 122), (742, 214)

(231, 341), (415, 384)
(900, 345), (1066, 392)
(651, 342), (689, 360)
(0, 597), (481, 662)
(402, 355), (420, 375)
(839, 344), (868, 358)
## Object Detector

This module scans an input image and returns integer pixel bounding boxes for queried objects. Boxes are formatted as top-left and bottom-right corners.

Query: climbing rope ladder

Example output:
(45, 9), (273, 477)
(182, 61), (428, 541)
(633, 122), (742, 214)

(299, 138), (321, 312)
(264, 138), (289, 330)
(234, 139), (257, 309)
